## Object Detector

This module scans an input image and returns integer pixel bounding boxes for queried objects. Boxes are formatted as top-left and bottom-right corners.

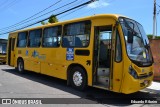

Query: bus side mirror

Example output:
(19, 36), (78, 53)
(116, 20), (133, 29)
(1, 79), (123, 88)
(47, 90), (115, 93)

(127, 31), (133, 43)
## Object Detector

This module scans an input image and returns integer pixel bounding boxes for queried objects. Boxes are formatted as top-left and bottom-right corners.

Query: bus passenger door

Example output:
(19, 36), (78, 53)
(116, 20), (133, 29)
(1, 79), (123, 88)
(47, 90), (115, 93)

(8, 37), (16, 66)
(111, 27), (123, 93)
(93, 26), (112, 89)
(93, 25), (123, 92)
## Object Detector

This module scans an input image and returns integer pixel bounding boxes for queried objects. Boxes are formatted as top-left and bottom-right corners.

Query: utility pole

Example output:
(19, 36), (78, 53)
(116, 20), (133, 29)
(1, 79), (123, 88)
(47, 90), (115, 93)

(153, 0), (156, 39)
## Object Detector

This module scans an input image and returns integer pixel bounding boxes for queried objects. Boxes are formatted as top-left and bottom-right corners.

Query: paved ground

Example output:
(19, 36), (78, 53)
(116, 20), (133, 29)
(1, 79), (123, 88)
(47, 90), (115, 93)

(0, 65), (160, 107)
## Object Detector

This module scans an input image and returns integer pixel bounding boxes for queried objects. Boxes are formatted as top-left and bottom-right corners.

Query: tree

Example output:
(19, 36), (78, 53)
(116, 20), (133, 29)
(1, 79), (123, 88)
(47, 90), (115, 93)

(147, 34), (160, 39)
(48, 15), (58, 23)
(41, 21), (46, 25)
(41, 15), (58, 25)
(147, 34), (153, 39)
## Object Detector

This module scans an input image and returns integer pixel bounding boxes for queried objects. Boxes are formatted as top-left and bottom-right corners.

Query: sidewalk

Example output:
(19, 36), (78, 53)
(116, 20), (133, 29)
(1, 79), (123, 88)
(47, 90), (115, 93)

(147, 81), (160, 91)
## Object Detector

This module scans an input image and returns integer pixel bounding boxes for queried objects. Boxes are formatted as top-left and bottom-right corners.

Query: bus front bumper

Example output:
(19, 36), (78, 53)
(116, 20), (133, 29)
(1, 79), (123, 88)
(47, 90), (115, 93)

(121, 75), (154, 94)
(0, 56), (6, 63)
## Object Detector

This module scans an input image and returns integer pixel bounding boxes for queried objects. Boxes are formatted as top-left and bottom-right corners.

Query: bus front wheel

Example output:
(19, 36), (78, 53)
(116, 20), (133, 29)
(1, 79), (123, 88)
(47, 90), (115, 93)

(70, 66), (87, 90)
(17, 59), (25, 74)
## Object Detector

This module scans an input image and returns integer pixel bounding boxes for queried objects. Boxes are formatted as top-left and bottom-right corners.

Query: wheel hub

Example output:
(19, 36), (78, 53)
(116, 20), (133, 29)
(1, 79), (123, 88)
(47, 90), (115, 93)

(73, 71), (82, 86)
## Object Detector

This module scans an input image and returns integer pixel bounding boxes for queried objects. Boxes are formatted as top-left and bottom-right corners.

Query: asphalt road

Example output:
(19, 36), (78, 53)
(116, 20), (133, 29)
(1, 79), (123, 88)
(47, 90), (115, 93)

(0, 65), (160, 107)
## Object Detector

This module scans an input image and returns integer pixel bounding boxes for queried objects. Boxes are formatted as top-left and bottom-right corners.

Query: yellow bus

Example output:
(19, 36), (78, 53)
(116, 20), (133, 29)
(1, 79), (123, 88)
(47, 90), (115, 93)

(7, 14), (154, 94)
(0, 39), (7, 64)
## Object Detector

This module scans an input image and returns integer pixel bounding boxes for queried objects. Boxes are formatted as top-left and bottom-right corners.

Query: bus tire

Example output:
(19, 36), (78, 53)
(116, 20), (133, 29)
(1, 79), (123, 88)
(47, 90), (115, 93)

(17, 59), (25, 74)
(70, 66), (87, 91)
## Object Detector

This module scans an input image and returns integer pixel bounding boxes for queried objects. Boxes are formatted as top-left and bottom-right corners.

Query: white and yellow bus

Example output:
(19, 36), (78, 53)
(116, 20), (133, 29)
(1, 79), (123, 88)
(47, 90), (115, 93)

(0, 39), (7, 64)
(7, 14), (154, 94)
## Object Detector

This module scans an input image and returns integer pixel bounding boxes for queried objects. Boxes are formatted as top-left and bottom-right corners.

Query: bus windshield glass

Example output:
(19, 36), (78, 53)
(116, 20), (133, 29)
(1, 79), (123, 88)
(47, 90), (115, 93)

(0, 44), (7, 54)
(119, 17), (153, 66)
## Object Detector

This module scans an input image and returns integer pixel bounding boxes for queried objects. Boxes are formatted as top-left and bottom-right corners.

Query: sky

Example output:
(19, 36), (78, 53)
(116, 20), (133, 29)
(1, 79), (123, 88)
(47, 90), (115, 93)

(0, 0), (159, 39)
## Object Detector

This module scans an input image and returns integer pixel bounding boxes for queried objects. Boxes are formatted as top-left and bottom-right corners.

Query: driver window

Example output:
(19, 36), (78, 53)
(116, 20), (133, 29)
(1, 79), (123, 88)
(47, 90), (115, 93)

(115, 29), (122, 62)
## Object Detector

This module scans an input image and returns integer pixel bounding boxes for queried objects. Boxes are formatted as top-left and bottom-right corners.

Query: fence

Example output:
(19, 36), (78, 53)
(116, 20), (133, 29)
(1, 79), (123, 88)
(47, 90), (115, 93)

(149, 39), (160, 81)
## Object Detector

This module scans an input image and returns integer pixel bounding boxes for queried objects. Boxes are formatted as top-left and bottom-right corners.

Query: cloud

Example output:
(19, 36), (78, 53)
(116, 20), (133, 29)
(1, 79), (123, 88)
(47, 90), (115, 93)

(87, 0), (109, 9)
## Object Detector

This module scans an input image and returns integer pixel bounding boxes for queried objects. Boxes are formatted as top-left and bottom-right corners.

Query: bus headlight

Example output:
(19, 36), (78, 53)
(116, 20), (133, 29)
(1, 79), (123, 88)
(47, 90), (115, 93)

(129, 66), (138, 79)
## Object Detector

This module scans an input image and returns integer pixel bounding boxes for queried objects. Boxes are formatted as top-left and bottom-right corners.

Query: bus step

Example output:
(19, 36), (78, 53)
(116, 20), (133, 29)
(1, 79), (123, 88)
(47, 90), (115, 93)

(97, 76), (109, 86)
(97, 68), (110, 77)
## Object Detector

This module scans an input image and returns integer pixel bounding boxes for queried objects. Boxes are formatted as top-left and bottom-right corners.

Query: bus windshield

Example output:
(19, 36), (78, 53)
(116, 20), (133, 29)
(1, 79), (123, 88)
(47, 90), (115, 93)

(0, 44), (7, 54)
(119, 17), (153, 66)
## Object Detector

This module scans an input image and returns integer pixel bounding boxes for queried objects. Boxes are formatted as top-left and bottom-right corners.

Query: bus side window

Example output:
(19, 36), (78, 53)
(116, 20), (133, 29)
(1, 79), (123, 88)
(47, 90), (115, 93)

(62, 21), (91, 47)
(62, 38), (70, 47)
(28, 29), (42, 47)
(17, 32), (27, 47)
(43, 26), (61, 47)
(75, 37), (82, 47)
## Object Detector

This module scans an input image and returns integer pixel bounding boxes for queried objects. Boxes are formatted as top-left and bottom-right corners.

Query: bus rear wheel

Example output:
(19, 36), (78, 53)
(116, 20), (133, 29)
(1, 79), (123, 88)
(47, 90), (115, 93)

(17, 59), (25, 74)
(70, 66), (87, 90)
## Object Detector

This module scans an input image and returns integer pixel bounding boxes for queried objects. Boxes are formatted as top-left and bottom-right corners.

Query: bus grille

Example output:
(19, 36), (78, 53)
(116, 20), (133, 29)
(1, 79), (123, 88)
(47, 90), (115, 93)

(138, 72), (153, 79)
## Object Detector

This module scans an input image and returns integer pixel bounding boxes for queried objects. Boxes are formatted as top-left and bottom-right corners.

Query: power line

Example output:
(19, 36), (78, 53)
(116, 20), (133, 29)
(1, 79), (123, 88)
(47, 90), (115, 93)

(158, 9), (160, 15)
(0, 0), (62, 31)
(58, 5), (86, 20)
(0, 0), (9, 8)
(60, 6), (93, 20)
(156, 3), (160, 7)
(157, 3), (160, 15)
(3, 0), (20, 8)
(0, 0), (96, 35)
(0, 0), (78, 33)
(58, 0), (85, 19)
(0, 0), (19, 10)
(58, 0), (94, 20)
